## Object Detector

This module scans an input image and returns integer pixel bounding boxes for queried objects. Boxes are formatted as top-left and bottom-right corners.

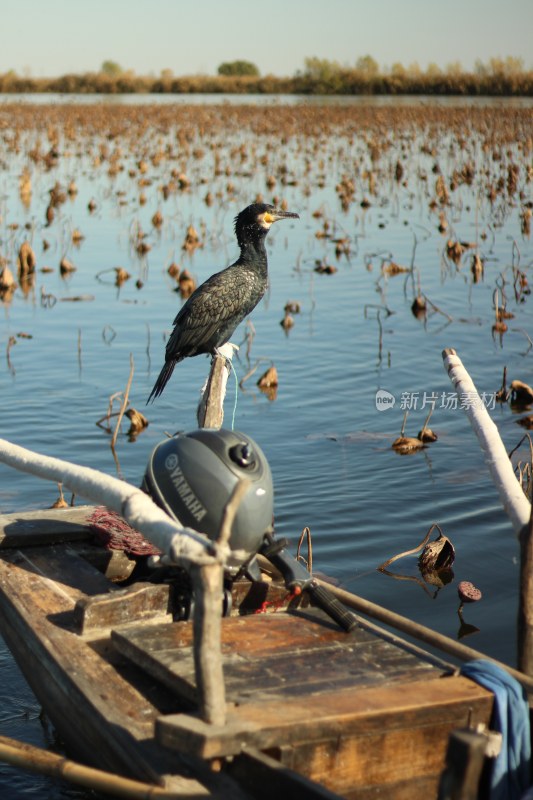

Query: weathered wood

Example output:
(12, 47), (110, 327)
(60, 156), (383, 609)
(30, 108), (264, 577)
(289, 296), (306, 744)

(4, 545), (116, 610)
(112, 611), (446, 705)
(0, 545), (232, 796)
(227, 748), (343, 800)
(73, 543), (137, 582)
(315, 577), (533, 693)
(157, 675), (492, 760)
(144, 610), (493, 796)
(0, 734), (186, 800)
(0, 505), (94, 547)
(437, 728), (489, 800)
(190, 563), (226, 726)
(73, 583), (172, 634)
(196, 349), (233, 429)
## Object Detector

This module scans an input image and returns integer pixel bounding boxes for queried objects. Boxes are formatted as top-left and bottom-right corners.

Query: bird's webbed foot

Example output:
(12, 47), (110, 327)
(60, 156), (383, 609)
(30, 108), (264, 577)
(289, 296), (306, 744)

(213, 343), (239, 362)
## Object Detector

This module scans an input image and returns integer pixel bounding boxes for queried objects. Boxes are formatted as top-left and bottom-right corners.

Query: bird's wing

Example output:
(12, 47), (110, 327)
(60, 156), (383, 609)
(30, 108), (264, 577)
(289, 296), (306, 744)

(166, 267), (260, 356)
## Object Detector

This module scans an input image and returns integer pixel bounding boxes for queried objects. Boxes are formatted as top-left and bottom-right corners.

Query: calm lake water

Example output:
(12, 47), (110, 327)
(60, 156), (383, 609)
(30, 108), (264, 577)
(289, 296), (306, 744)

(0, 95), (532, 797)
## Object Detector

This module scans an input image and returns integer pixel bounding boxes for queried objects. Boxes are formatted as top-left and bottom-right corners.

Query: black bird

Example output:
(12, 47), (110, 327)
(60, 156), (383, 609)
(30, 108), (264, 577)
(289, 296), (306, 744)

(147, 203), (299, 402)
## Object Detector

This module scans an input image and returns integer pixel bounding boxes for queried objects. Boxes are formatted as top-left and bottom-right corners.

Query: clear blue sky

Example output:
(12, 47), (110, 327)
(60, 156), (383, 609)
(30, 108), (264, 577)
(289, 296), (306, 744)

(2, 0), (532, 77)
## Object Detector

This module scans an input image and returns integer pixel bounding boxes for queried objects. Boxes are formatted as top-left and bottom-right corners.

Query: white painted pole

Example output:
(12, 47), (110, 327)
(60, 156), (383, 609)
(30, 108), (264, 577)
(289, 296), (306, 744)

(442, 348), (531, 535)
(0, 437), (223, 568)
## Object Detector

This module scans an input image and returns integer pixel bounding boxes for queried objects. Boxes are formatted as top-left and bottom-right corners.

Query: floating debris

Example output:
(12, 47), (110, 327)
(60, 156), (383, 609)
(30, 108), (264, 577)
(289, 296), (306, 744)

(411, 295), (427, 319)
(418, 427), (438, 443)
(125, 407), (149, 440)
(71, 228), (85, 245)
(471, 254), (484, 283)
(152, 210), (163, 228)
(382, 260), (410, 277)
(418, 528), (455, 572)
(314, 260), (337, 275)
(60, 257), (76, 276)
(177, 269), (196, 298)
(280, 313), (294, 331)
(257, 365), (278, 389)
(0, 265), (16, 297)
(510, 380), (533, 406)
(457, 581), (482, 604)
(391, 435), (424, 454)
(114, 267), (131, 287)
(18, 241), (36, 278)
(284, 301), (301, 314)
(167, 262), (180, 279)
(182, 224), (202, 252)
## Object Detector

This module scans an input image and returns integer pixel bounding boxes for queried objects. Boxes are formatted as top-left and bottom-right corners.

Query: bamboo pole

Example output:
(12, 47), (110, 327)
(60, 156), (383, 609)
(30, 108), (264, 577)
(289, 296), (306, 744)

(0, 735), (195, 799)
(442, 348), (531, 534)
(314, 578), (533, 694)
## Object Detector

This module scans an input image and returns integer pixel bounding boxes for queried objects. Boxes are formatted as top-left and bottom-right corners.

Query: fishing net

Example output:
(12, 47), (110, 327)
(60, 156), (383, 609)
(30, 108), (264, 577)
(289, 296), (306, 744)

(89, 506), (162, 557)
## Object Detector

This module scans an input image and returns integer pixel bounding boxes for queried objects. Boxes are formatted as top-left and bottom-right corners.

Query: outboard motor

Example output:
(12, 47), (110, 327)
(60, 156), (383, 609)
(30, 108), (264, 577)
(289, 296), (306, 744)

(142, 428), (357, 631)
(142, 428), (273, 576)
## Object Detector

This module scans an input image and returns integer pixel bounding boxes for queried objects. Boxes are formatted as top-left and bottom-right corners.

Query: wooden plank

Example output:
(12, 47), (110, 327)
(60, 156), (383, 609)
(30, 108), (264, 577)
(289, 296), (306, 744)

(112, 611), (448, 704)
(437, 728), (489, 800)
(73, 583), (172, 634)
(0, 506), (94, 547)
(227, 748), (344, 800)
(3, 545), (116, 609)
(156, 675), (493, 761)
(72, 543), (137, 582)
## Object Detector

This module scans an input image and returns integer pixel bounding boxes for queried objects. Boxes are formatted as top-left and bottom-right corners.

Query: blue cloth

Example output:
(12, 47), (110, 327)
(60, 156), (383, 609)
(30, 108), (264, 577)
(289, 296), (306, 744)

(461, 659), (531, 800)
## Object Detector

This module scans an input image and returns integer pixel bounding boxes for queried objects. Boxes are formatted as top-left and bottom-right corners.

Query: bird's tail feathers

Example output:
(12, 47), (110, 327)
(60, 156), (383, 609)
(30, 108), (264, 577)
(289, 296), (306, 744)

(147, 360), (176, 403)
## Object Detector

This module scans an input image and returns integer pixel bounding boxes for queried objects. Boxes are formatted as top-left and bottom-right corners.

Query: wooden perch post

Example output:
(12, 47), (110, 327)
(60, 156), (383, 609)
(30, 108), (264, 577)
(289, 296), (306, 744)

(191, 342), (241, 724)
(442, 348), (533, 677)
(197, 344), (236, 429)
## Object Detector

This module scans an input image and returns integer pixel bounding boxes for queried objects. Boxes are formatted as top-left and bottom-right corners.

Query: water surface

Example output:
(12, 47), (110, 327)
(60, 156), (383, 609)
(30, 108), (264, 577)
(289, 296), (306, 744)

(0, 96), (532, 796)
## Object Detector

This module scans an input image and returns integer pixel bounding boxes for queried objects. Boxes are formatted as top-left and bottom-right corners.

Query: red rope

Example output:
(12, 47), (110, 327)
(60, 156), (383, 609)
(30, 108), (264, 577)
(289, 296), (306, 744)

(89, 506), (162, 557)
(254, 587), (301, 614)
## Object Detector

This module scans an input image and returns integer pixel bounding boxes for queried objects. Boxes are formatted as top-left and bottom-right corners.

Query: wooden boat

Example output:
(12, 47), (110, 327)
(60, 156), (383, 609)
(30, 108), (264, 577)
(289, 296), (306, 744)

(0, 349), (531, 798)
(0, 504), (496, 800)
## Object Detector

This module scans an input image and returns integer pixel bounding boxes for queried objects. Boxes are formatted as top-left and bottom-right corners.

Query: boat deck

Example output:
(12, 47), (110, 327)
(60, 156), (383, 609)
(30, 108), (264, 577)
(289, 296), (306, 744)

(0, 507), (494, 799)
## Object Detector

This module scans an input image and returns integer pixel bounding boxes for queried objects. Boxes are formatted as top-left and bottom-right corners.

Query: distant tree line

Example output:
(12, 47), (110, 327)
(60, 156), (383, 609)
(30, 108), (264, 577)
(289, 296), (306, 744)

(0, 56), (531, 95)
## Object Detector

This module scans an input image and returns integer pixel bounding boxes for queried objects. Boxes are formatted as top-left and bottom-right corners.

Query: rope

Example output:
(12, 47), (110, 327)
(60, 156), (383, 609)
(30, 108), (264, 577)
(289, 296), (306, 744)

(254, 589), (301, 614)
(229, 357), (239, 431)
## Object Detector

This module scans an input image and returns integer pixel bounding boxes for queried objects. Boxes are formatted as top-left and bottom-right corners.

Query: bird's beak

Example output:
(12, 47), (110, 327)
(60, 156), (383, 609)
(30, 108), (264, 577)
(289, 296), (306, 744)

(266, 209), (300, 223)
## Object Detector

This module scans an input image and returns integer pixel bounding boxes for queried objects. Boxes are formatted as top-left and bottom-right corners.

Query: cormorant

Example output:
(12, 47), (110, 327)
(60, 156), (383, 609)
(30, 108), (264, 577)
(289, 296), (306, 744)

(147, 203), (299, 402)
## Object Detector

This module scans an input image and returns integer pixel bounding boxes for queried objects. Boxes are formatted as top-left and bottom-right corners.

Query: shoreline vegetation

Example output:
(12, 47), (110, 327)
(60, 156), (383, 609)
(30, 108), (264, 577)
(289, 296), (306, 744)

(1, 56), (532, 96)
